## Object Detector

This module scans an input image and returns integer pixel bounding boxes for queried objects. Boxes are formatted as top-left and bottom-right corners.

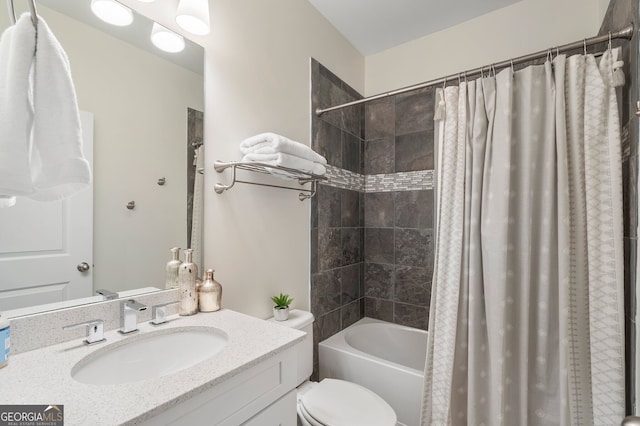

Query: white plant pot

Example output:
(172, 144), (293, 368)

(273, 307), (290, 321)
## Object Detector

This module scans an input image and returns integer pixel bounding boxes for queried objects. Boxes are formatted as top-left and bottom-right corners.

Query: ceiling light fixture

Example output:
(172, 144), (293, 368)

(175, 0), (210, 36)
(90, 0), (133, 26)
(151, 23), (185, 53)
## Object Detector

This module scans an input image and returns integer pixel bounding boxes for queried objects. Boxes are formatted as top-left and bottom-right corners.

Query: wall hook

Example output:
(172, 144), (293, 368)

(126, 201), (135, 210)
(157, 177), (166, 186)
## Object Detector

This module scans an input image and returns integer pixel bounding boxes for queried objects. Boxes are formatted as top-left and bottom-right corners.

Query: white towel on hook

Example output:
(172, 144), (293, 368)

(239, 132), (327, 165)
(0, 14), (36, 206)
(242, 152), (327, 177)
(0, 13), (90, 206)
(30, 15), (90, 200)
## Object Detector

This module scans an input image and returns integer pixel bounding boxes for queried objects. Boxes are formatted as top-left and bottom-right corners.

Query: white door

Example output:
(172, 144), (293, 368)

(0, 111), (94, 312)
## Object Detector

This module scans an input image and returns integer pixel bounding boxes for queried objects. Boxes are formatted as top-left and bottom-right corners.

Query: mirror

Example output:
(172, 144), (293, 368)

(0, 0), (205, 317)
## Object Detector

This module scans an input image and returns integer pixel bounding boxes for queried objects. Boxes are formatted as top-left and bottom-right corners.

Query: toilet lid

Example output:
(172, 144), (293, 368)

(299, 379), (397, 426)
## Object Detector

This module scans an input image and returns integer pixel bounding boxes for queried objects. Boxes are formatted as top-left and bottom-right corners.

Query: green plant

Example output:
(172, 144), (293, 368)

(271, 293), (294, 309)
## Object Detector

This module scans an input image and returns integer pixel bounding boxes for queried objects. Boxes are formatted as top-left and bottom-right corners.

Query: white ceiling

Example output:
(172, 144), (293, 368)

(307, 0), (523, 56)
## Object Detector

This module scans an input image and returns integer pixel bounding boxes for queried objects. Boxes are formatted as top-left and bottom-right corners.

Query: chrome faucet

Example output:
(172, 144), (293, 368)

(119, 299), (147, 334)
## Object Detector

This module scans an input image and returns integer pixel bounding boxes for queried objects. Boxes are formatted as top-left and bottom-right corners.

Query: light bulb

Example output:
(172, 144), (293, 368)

(91, 0), (133, 26)
(176, 0), (210, 35)
(151, 23), (185, 53)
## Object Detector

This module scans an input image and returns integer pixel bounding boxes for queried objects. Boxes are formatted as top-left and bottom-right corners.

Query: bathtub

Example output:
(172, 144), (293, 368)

(318, 317), (428, 426)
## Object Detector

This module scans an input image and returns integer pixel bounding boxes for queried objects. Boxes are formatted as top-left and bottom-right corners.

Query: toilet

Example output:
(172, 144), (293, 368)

(269, 309), (397, 426)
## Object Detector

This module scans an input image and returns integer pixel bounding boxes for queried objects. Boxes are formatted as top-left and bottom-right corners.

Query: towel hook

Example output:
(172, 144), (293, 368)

(27, 0), (37, 27)
(6, 0), (38, 27)
(6, 0), (16, 24)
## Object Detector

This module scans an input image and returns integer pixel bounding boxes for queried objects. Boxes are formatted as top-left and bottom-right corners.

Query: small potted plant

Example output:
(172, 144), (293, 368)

(271, 293), (294, 321)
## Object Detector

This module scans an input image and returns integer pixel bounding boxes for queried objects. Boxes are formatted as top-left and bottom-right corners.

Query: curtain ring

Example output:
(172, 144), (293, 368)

(556, 47), (560, 58)
(608, 31), (612, 51)
(546, 48), (552, 62)
(442, 76), (447, 90)
(583, 38), (587, 55)
(463, 71), (467, 82)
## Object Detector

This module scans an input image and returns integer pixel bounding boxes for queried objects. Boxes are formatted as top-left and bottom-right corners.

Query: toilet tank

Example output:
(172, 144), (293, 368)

(267, 309), (314, 386)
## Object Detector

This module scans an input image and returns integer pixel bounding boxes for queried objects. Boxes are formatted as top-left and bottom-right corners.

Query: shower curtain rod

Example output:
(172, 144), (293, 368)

(315, 24), (635, 117)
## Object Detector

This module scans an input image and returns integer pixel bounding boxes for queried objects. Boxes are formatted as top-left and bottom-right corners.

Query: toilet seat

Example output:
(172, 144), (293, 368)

(298, 378), (397, 426)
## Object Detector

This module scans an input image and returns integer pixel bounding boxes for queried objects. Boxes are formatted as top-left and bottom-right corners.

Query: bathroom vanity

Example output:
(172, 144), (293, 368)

(0, 308), (304, 425)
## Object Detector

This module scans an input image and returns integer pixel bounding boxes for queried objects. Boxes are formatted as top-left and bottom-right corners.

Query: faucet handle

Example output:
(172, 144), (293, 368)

(151, 302), (178, 325)
(63, 319), (105, 345)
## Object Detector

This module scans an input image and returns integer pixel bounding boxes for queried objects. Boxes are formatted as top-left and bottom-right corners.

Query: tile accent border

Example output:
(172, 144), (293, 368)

(324, 165), (434, 193)
(325, 165), (364, 191)
(366, 170), (434, 192)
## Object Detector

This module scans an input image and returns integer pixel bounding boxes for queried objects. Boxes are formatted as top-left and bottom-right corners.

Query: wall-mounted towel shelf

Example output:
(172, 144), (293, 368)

(213, 160), (328, 201)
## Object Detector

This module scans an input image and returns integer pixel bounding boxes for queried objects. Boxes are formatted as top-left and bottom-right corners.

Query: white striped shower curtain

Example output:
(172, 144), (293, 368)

(422, 49), (626, 425)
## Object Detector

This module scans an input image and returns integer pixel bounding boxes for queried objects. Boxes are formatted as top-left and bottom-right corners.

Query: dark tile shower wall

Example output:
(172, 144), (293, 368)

(599, 0), (637, 414)
(310, 59), (436, 379)
(363, 91), (435, 330)
(311, 59), (364, 379)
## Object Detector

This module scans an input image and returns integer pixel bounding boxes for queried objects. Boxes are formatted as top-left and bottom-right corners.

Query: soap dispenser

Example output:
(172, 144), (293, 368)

(0, 313), (9, 369)
(178, 249), (198, 316)
(165, 247), (182, 289)
(199, 269), (222, 312)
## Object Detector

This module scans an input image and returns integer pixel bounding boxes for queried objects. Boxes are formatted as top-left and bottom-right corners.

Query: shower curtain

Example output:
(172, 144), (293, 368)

(422, 49), (625, 425)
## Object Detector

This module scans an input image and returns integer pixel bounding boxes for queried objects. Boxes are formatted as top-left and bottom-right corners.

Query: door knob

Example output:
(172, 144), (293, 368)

(77, 262), (91, 272)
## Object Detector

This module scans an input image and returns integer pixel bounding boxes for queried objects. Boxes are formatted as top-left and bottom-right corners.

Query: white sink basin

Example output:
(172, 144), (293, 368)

(71, 326), (228, 385)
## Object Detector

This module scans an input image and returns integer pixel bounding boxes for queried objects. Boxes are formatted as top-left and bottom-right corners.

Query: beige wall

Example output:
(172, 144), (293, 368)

(120, 0), (364, 318)
(31, 6), (204, 292)
(116, 0), (610, 319)
(365, 0), (607, 95)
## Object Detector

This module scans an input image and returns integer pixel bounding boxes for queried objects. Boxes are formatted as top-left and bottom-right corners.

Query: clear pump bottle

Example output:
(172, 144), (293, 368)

(165, 247), (182, 289)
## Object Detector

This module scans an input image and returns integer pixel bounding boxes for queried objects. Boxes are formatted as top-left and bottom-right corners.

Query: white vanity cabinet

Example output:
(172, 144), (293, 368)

(4, 309), (304, 426)
(140, 345), (298, 426)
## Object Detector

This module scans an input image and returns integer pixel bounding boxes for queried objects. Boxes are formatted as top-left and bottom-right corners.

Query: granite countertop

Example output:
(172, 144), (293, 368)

(0, 309), (305, 425)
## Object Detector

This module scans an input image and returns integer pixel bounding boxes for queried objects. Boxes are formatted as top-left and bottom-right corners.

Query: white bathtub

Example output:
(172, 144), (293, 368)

(318, 317), (427, 426)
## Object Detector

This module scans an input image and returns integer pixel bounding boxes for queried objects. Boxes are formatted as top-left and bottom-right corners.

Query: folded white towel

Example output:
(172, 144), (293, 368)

(240, 132), (327, 165)
(242, 152), (327, 177)
(0, 14), (36, 205)
(0, 14), (90, 206)
(30, 15), (90, 201)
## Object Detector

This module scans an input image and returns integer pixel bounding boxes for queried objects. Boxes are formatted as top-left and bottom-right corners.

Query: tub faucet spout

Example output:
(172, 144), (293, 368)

(120, 299), (147, 334)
